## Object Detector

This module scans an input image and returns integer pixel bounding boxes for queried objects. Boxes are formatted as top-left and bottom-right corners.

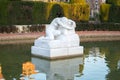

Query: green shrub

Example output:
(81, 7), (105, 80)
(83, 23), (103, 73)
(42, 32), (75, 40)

(69, 0), (90, 21)
(106, 0), (120, 6)
(76, 22), (120, 31)
(100, 3), (111, 21)
(70, 0), (86, 4)
(0, 1), (9, 25)
(108, 5), (120, 23)
(7, 1), (33, 25)
(70, 3), (90, 21)
(0, 1), (90, 25)
(100, 3), (120, 23)
(48, 3), (64, 23)
(32, 2), (48, 24)
(60, 3), (70, 18)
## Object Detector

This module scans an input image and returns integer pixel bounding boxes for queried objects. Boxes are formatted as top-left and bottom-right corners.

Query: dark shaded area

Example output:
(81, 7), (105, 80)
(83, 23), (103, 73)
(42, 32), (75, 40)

(0, 43), (32, 80)
(48, 4), (64, 23)
(108, 5), (120, 23)
(7, 1), (33, 25)
(76, 22), (120, 31)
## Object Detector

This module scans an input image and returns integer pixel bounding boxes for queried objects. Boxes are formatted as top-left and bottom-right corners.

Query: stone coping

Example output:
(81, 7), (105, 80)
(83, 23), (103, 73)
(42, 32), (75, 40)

(0, 31), (120, 44)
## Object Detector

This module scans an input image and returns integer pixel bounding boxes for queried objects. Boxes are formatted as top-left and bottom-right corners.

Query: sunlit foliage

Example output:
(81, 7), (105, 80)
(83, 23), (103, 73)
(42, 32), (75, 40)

(100, 3), (111, 21)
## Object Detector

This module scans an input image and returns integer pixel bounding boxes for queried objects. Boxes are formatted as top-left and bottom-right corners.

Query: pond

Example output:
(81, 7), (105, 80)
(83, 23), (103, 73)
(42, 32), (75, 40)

(0, 41), (120, 80)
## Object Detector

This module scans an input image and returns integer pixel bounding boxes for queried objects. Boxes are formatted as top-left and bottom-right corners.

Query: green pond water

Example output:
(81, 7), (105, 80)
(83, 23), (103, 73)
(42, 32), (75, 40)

(0, 41), (120, 80)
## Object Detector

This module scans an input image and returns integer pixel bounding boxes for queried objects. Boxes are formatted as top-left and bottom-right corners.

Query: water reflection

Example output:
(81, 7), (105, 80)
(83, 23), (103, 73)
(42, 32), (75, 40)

(118, 60), (120, 70)
(32, 56), (84, 80)
(31, 45), (120, 80)
(0, 41), (120, 80)
(75, 47), (109, 80)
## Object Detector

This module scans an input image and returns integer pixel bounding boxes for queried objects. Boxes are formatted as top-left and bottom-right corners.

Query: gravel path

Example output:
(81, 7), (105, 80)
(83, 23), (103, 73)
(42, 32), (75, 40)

(0, 31), (120, 44)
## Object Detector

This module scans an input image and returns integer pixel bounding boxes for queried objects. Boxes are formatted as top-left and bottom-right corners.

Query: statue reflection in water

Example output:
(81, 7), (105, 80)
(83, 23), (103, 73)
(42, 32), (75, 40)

(31, 56), (84, 80)
(117, 60), (120, 70)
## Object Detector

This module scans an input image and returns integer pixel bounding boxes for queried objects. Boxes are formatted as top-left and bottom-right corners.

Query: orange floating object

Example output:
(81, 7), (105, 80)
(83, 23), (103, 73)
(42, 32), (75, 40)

(0, 64), (4, 79)
(22, 62), (36, 76)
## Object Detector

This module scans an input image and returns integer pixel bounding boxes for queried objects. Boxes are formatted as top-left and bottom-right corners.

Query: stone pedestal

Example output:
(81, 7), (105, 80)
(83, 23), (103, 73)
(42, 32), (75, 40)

(32, 46), (83, 58)
(31, 34), (83, 59)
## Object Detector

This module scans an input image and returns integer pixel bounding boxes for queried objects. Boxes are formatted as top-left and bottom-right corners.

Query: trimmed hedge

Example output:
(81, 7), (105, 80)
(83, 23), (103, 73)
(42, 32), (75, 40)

(33, 2), (49, 24)
(106, 0), (120, 6)
(48, 3), (65, 23)
(108, 5), (120, 23)
(105, 0), (120, 22)
(8, 1), (33, 25)
(70, 3), (90, 21)
(0, 1), (9, 25)
(0, 22), (120, 33)
(100, 3), (111, 21)
(100, 3), (120, 23)
(0, 1), (90, 25)
(60, 3), (70, 18)
(76, 22), (120, 31)
(70, 0), (86, 4)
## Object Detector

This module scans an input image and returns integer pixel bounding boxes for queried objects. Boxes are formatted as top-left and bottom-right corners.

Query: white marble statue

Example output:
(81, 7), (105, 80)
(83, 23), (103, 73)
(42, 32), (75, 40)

(40, 17), (76, 40)
(31, 17), (83, 59)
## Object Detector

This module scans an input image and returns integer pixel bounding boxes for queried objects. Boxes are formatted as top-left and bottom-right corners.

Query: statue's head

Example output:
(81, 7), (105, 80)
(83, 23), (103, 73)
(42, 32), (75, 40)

(60, 17), (68, 24)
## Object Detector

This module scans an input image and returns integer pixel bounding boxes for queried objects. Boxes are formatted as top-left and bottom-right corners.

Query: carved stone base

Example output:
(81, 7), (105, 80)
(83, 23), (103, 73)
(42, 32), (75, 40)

(31, 46), (83, 59)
